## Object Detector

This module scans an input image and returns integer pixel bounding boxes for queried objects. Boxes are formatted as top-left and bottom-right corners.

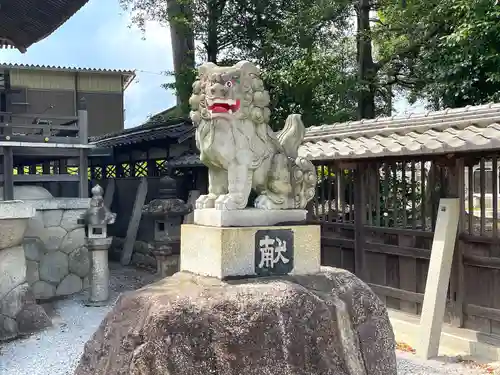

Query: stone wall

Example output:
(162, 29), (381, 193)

(0, 200), (51, 341)
(22, 198), (91, 300)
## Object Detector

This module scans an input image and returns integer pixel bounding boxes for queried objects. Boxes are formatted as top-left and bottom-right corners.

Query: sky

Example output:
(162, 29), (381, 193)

(0, 0), (425, 129)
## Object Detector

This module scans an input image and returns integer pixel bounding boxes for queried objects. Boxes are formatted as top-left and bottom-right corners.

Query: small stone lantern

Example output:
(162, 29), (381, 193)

(142, 176), (192, 277)
(78, 185), (116, 306)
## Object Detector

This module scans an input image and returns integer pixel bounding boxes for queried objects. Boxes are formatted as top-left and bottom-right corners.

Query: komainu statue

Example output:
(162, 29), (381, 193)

(189, 61), (317, 211)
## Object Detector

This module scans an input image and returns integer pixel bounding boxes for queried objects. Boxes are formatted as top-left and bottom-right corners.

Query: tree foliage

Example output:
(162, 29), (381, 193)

(119, 0), (359, 128)
(374, 0), (500, 109)
(120, 0), (500, 125)
(262, 38), (358, 129)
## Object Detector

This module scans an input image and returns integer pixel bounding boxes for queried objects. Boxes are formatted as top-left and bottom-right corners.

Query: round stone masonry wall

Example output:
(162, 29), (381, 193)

(22, 198), (91, 300)
(0, 200), (51, 341)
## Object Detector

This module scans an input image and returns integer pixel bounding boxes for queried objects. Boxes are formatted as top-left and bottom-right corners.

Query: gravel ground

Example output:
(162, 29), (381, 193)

(396, 351), (486, 375)
(0, 263), (159, 375)
(0, 264), (489, 375)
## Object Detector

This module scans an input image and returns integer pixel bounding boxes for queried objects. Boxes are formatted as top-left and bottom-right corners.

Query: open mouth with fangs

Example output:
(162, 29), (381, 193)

(207, 98), (241, 114)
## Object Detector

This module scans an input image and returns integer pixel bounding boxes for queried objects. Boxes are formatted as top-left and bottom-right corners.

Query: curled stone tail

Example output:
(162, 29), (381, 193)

(291, 157), (317, 209)
(276, 114), (305, 159)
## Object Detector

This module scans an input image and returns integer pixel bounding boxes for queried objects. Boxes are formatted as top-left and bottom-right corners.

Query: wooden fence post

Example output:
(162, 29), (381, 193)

(3, 146), (14, 200)
(78, 98), (89, 198)
(78, 98), (88, 145)
(354, 165), (366, 280)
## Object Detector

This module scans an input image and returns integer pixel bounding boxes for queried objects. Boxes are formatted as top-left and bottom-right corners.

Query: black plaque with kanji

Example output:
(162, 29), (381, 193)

(254, 229), (294, 277)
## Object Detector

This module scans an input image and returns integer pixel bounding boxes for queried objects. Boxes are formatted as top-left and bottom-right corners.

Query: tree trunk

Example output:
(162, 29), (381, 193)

(386, 73), (393, 116)
(356, 0), (376, 120)
(167, 0), (195, 114)
(206, 0), (220, 63)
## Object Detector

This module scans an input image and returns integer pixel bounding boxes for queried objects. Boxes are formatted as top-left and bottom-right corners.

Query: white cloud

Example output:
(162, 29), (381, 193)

(95, 14), (176, 128)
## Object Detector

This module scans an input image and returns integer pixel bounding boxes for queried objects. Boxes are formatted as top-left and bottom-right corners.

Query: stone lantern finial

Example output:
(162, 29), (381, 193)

(81, 184), (116, 225)
(91, 184), (104, 199)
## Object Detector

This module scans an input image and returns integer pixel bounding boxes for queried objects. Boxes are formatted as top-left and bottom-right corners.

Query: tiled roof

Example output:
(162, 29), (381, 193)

(89, 119), (193, 148)
(90, 107), (181, 143)
(1, 63), (136, 89)
(300, 103), (500, 161)
(0, 0), (90, 52)
(89, 105), (195, 147)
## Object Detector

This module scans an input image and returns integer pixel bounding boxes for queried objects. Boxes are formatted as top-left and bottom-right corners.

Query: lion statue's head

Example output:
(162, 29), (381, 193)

(189, 61), (271, 129)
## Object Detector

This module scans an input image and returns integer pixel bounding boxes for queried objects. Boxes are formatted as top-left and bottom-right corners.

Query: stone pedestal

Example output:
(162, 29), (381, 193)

(194, 208), (307, 227)
(181, 224), (320, 279)
(85, 237), (112, 306)
(0, 200), (51, 341)
(151, 242), (179, 277)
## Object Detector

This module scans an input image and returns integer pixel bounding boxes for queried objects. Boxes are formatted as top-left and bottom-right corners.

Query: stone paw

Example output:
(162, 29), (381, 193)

(214, 194), (245, 210)
(254, 194), (286, 210)
(196, 194), (217, 209)
(214, 195), (229, 210)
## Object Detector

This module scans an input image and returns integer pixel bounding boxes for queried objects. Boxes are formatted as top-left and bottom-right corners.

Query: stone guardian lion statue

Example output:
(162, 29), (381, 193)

(189, 61), (317, 211)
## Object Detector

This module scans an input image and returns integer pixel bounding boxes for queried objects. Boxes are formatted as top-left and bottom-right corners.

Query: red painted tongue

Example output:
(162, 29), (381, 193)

(212, 104), (230, 113)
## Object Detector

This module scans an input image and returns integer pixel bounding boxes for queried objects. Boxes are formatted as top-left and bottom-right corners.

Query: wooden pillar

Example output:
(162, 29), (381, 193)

(116, 163), (124, 178)
(129, 154), (136, 177)
(3, 146), (14, 200)
(79, 149), (89, 198)
(336, 173), (344, 218)
(90, 164), (96, 180)
(78, 97), (88, 145)
(59, 160), (68, 174)
(78, 98), (89, 198)
(147, 150), (156, 177)
(354, 165), (366, 280)
(42, 162), (50, 175)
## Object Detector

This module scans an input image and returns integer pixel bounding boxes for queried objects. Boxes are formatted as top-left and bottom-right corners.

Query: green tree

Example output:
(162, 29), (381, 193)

(120, 0), (358, 128)
(262, 37), (358, 129)
(374, 0), (500, 109)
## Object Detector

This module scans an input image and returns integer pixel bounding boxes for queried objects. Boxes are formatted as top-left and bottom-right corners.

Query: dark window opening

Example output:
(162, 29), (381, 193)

(157, 221), (165, 231)
(92, 227), (103, 235)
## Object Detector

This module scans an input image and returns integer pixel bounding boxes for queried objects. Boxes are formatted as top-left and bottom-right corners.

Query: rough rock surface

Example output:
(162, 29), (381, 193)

(0, 282), (51, 341)
(75, 267), (397, 375)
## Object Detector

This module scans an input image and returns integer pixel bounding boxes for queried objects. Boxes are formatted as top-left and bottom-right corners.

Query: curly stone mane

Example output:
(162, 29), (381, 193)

(189, 71), (271, 131)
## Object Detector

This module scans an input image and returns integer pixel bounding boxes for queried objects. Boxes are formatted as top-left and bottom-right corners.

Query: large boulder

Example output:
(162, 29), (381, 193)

(75, 267), (397, 375)
(0, 185), (53, 200)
